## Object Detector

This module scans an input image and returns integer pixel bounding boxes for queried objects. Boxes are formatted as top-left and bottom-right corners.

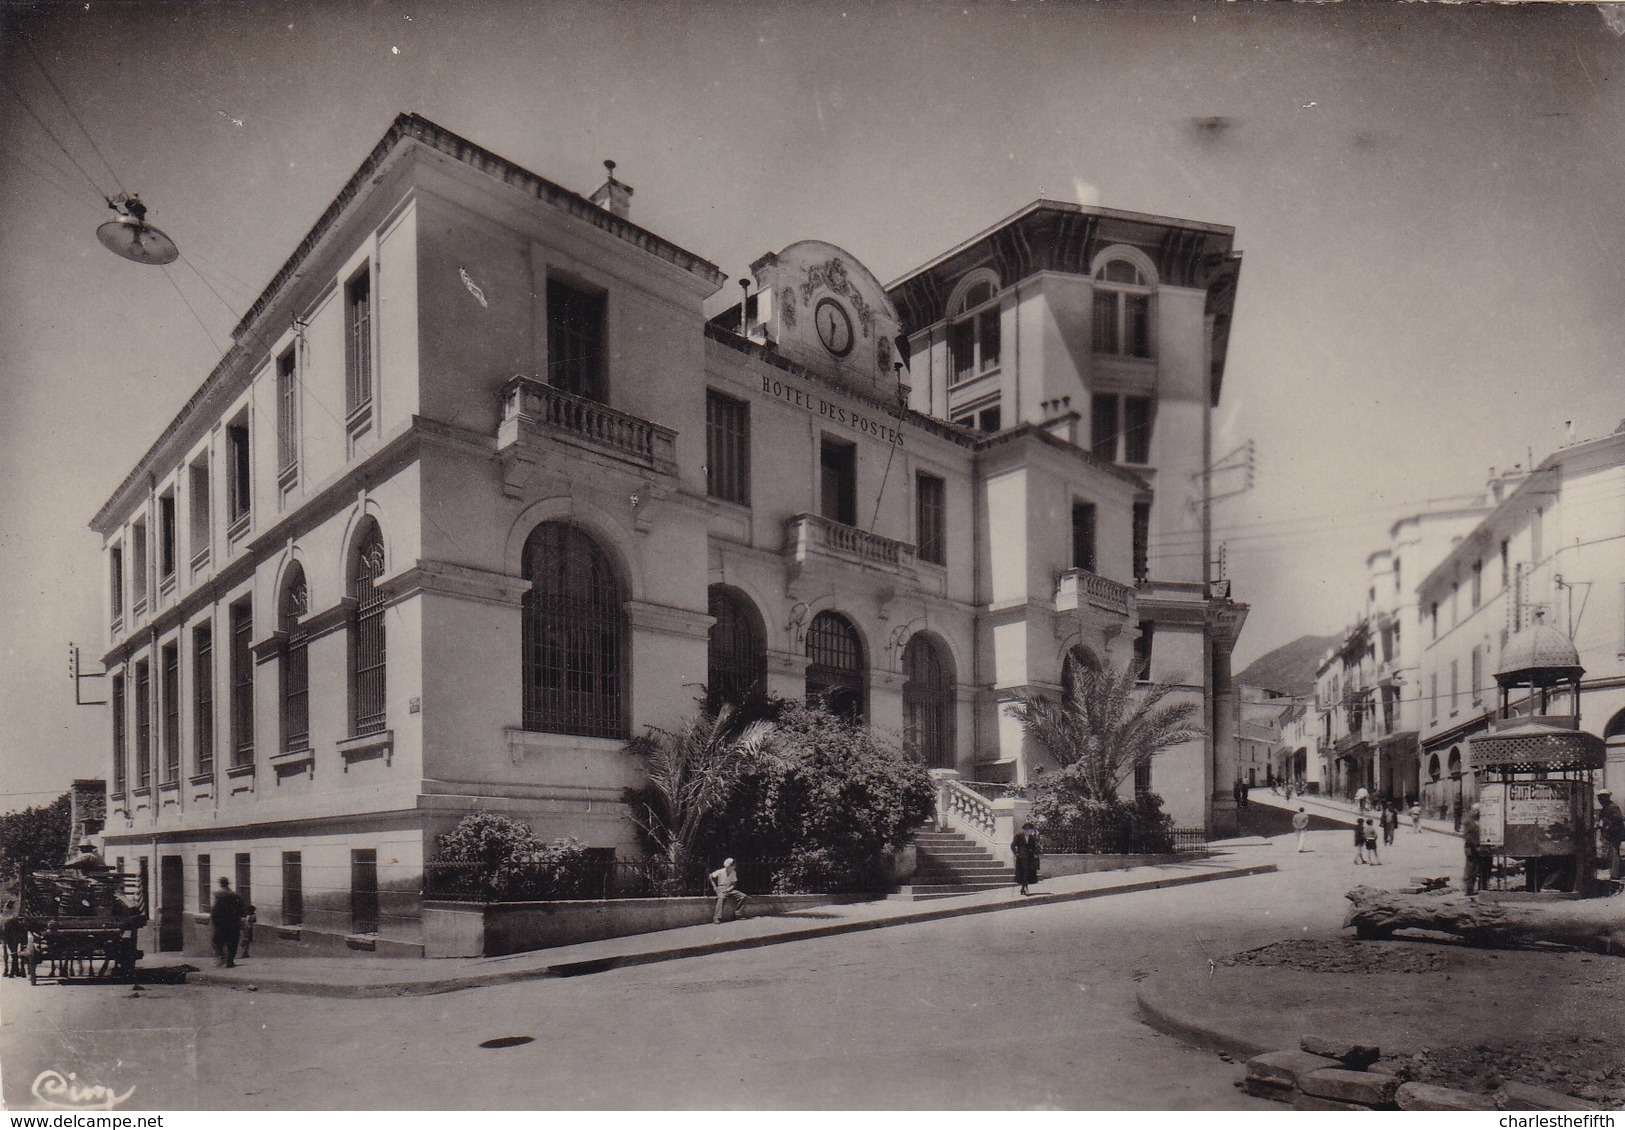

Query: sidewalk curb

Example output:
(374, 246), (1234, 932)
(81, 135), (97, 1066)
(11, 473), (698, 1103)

(1136, 977), (1273, 1062)
(184, 861), (1279, 999)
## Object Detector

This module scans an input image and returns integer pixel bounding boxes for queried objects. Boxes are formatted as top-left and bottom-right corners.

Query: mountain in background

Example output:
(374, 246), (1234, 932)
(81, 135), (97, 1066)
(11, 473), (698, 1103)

(1237, 634), (1340, 699)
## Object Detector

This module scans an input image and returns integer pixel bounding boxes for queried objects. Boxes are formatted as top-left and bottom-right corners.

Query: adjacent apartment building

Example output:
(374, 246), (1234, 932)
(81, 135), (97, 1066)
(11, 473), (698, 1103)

(92, 115), (1248, 957)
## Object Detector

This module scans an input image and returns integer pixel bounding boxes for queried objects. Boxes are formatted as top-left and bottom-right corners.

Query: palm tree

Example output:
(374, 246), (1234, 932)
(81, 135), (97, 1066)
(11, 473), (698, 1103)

(1009, 661), (1203, 802)
(625, 704), (772, 890)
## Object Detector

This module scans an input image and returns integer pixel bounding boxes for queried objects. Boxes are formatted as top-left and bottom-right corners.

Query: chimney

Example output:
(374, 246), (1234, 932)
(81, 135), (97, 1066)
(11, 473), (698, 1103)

(589, 159), (633, 219)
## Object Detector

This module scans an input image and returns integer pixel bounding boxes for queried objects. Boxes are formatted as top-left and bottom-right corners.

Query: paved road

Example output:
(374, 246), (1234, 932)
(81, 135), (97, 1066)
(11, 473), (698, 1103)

(0, 822), (1466, 1110)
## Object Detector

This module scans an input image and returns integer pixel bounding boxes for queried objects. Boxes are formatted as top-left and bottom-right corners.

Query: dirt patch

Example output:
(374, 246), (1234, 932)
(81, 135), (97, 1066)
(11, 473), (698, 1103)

(1223, 938), (1445, 975)
(1384, 1036), (1625, 1109)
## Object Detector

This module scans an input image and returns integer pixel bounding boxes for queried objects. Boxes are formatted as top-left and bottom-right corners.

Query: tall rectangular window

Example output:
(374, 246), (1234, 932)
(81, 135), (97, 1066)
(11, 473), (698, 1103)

(131, 521), (148, 611)
(1471, 646), (1483, 705)
(705, 390), (749, 505)
(235, 853), (252, 911)
(546, 277), (606, 402)
(1532, 508), (1544, 564)
(1451, 582), (1460, 627)
(158, 493), (177, 580)
(1093, 288), (1151, 358)
(134, 659), (151, 790)
(226, 421), (250, 527)
(112, 673), (127, 794)
(1134, 621), (1155, 681)
(161, 642), (179, 782)
(188, 458), (210, 568)
(915, 473), (946, 566)
(1134, 761), (1153, 798)
(1123, 396), (1153, 464)
(281, 852), (303, 926)
(345, 271), (373, 418)
(1072, 501), (1097, 573)
(193, 623), (214, 776)
(1091, 393), (1119, 461)
(819, 437), (857, 526)
(1501, 540), (1510, 588)
(351, 849), (379, 934)
(110, 545), (124, 624)
(276, 348), (299, 477)
(1471, 560), (1483, 609)
(1132, 501), (1151, 582)
(1450, 659), (1460, 711)
(1430, 602), (1439, 640)
(230, 598), (254, 766)
(197, 854), (211, 912)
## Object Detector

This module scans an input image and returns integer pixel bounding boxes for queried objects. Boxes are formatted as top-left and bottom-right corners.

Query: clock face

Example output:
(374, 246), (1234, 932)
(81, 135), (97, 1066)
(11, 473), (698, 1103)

(814, 297), (854, 357)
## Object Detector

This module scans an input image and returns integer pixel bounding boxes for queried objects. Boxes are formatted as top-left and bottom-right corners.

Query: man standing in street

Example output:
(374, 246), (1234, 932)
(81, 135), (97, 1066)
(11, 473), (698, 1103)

(1462, 803), (1492, 896)
(1291, 806), (1310, 853)
(210, 876), (248, 967)
(1597, 789), (1624, 881)
(709, 857), (748, 924)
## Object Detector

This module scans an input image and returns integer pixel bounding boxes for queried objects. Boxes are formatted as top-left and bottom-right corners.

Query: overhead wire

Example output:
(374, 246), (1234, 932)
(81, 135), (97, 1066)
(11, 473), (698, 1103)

(20, 34), (127, 199)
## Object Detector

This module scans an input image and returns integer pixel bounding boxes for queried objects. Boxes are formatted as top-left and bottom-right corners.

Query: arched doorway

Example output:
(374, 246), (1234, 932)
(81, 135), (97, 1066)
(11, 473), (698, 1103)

(903, 634), (956, 768)
(806, 612), (866, 722)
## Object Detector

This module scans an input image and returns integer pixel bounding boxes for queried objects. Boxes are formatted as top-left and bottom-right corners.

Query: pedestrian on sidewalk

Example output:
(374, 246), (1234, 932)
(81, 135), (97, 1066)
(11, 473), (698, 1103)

(709, 858), (748, 923)
(1354, 819), (1368, 864)
(1381, 803), (1399, 847)
(1365, 818), (1382, 865)
(210, 877), (247, 967)
(1356, 786), (1369, 814)
(1012, 821), (1042, 896)
(1462, 804), (1492, 895)
(1596, 790), (1623, 880)
(1291, 806), (1309, 852)
(1410, 801), (1422, 834)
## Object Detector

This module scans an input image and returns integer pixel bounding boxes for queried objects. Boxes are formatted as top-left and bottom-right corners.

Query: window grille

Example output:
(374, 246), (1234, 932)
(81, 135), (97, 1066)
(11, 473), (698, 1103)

(706, 391), (750, 504)
(903, 635), (954, 768)
(281, 852), (303, 926)
(915, 473), (946, 566)
(546, 278), (606, 402)
(230, 599), (254, 766)
(161, 643), (179, 781)
(522, 523), (625, 738)
(112, 673), (126, 793)
(282, 570), (310, 751)
(350, 525), (387, 736)
(346, 272), (372, 417)
(805, 611), (866, 722)
(134, 660), (151, 789)
(193, 624), (214, 775)
(707, 586), (766, 711)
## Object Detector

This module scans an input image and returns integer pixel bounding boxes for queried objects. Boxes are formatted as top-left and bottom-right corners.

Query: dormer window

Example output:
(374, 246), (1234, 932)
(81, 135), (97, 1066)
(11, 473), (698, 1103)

(1092, 257), (1152, 358)
(948, 277), (1001, 386)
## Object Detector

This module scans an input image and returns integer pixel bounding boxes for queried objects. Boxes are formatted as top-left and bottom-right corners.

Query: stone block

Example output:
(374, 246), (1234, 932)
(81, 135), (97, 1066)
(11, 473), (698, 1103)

(1300, 1067), (1401, 1106)
(1300, 1035), (1382, 1068)
(1397, 1082), (1495, 1111)
(1293, 1093), (1370, 1111)
(1247, 1048), (1343, 1089)
(1496, 1082), (1602, 1111)
(1242, 1078), (1294, 1104)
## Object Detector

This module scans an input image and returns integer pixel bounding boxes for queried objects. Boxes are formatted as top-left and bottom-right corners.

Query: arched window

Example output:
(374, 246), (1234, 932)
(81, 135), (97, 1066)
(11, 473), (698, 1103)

(522, 523), (625, 738)
(948, 275), (1001, 386)
(1604, 709), (1625, 742)
(1428, 754), (1441, 782)
(707, 585), (766, 712)
(1060, 645), (1100, 699)
(281, 563), (310, 752)
(1092, 256), (1152, 358)
(805, 611), (866, 722)
(903, 634), (955, 768)
(1447, 747), (1462, 778)
(349, 521), (387, 737)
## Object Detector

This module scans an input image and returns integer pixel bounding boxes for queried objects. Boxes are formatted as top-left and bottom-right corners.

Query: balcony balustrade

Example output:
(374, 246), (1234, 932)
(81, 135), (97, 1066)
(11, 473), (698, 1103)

(782, 513), (916, 573)
(498, 375), (676, 474)
(1053, 567), (1136, 617)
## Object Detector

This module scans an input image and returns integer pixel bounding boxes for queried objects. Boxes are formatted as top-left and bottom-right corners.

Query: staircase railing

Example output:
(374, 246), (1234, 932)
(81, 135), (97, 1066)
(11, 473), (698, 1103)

(929, 769), (1032, 859)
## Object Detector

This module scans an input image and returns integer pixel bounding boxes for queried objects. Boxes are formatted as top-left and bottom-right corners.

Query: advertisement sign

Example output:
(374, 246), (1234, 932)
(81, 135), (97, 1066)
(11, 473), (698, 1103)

(1502, 779), (1581, 857)
(1478, 783), (1505, 847)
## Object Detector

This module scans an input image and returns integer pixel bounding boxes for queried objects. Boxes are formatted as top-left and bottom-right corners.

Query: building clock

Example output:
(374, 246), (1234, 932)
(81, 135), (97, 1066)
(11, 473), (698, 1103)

(814, 297), (854, 357)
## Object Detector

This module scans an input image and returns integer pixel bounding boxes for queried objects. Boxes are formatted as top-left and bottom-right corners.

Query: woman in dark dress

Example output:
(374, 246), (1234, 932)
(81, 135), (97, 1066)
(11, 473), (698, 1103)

(1012, 821), (1042, 896)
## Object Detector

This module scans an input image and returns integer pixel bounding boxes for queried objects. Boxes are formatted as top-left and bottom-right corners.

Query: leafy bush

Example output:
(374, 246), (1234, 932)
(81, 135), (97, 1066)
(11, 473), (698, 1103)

(0, 793), (71, 880)
(708, 704), (935, 893)
(1031, 790), (1174, 854)
(428, 812), (598, 901)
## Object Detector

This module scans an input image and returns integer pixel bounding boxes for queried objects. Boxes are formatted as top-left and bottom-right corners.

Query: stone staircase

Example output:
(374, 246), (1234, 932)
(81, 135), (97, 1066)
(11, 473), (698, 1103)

(889, 827), (1016, 901)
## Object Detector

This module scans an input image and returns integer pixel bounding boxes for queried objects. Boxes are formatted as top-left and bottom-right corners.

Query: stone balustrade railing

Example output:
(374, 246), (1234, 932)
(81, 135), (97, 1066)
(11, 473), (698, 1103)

(498, 375), (677, 473)
(1054, 567), (1136, 616)
(928, 769), (1032, 857)
(783, 513), (916, 572)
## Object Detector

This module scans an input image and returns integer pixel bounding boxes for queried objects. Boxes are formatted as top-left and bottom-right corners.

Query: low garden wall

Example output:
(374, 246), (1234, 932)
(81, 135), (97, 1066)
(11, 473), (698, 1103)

(1041, 851), (1212, 878)
(423, 892), (877, 958)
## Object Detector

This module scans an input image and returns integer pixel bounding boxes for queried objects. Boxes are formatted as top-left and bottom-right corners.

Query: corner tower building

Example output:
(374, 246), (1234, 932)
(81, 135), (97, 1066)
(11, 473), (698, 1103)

(92, 116), (1247, 957)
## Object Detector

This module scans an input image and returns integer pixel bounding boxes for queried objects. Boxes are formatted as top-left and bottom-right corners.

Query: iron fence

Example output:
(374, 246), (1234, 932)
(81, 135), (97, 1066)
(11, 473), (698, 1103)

(422, 857), (796, 903)
(1039, 825), (1207, 856)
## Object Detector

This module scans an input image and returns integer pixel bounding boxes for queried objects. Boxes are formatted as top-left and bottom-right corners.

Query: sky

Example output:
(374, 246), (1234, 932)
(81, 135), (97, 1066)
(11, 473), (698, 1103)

(2, 0), (1623, 813)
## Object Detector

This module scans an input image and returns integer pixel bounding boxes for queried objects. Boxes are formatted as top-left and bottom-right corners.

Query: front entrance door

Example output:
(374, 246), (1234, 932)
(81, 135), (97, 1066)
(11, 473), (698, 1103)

(157, 855), (185, 952)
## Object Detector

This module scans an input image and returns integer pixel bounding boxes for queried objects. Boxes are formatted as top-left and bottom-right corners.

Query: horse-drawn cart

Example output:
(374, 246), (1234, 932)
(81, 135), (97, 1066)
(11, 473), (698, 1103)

(13, 868), (147, 983)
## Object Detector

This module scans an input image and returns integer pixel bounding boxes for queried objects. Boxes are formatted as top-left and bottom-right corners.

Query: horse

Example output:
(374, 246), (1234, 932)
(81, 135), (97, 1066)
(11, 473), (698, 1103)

(0, 894), (26, 978)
